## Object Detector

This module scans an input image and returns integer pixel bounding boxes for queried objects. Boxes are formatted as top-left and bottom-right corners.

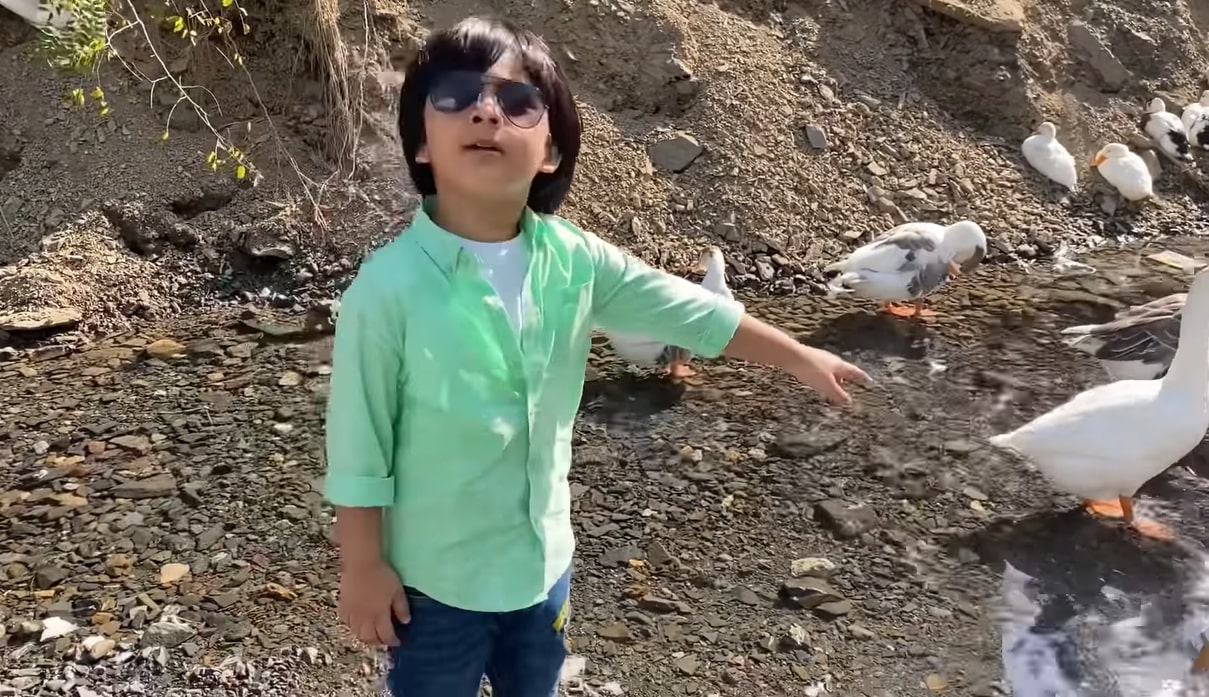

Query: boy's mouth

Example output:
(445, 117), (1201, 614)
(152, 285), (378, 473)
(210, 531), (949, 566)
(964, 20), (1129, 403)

(465, 141), (503, 154)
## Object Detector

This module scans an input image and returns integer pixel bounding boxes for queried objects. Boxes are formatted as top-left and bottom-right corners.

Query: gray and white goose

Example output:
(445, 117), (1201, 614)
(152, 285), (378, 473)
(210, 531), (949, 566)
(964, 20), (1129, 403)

(824, 220), (987, 320)
(1061, 293), (1184, 381)
(606, 246), (733, 381)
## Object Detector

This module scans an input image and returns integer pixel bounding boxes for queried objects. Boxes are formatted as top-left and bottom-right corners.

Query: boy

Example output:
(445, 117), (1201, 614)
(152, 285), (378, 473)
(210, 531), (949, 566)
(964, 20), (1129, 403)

(324, 16), (869, 697)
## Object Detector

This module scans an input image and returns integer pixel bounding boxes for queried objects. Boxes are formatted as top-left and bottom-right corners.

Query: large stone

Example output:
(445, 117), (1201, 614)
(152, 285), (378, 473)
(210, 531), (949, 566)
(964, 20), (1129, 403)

(910, 0), (1024, 33)
(648, 132), (704, 173)
(111, 473), (178, 499)
(1068, 21), (1132, 92)
(0, 307), (81, 332)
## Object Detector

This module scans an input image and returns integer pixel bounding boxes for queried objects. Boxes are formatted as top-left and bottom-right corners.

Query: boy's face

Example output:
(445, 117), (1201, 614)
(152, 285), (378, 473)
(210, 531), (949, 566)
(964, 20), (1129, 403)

(417, 54), (558, 202)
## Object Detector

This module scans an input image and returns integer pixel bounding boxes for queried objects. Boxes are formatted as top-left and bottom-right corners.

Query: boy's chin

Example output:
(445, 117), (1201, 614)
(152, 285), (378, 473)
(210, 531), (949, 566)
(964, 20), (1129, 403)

(448, 168), (541, 196)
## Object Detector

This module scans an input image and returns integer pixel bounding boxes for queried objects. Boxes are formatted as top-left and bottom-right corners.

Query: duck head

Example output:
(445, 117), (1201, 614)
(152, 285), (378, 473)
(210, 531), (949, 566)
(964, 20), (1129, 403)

(941, 221), (987, 273)
(1092, 143), (1132, 168)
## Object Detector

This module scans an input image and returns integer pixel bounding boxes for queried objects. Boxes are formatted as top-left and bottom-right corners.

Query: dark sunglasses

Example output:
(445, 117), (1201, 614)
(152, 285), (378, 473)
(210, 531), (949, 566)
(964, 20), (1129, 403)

(427, 70), (548, 129)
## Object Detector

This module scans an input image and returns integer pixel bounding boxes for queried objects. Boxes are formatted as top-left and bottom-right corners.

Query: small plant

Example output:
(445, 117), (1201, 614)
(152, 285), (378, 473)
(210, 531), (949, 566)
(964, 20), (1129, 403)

(38, 0), (111, 72)
(36, 0), (261, 184)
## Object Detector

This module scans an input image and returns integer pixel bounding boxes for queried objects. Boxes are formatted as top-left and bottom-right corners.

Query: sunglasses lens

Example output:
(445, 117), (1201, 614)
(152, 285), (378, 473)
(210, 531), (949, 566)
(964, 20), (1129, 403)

(428, 71), (547, 128)
(428, 71), (482, 113)
(496, 83), (546, 128)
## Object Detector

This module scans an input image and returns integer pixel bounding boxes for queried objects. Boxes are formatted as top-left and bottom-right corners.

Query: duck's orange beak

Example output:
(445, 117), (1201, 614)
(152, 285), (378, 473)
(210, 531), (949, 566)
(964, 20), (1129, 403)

(1092, 154), (1106, 167)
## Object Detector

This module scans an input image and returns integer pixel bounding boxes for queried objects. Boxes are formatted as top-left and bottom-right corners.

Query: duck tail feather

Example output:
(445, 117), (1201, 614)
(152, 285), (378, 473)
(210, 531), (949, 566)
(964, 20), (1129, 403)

(987, 432), (1015, 451)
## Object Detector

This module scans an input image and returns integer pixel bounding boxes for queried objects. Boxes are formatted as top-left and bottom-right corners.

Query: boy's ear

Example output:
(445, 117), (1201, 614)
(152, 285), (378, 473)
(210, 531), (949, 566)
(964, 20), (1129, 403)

(415, 144), (431, 164)
(539, 142), (560, 174)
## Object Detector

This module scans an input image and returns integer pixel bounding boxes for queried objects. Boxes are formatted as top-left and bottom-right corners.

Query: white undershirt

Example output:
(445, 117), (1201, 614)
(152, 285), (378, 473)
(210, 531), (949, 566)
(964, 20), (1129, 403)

(458, 236), (530, 335)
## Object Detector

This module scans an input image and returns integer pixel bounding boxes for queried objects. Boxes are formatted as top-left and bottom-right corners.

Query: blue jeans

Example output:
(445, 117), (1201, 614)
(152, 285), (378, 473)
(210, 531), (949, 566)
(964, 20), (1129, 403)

(386, 568), (571, 697)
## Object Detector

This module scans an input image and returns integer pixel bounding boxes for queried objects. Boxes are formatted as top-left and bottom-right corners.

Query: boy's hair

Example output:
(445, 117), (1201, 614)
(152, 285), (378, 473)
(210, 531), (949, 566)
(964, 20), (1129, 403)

(398, 17), (582, 214)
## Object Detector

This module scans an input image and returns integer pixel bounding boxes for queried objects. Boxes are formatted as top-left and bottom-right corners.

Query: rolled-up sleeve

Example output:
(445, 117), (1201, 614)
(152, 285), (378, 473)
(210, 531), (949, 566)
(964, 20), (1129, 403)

(323, 274), (402, 508)
(586, 231), (744, 358)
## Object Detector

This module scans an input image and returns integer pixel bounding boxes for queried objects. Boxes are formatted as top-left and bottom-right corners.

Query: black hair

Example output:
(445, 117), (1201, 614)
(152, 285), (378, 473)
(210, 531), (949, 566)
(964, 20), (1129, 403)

(397, 17), (581, 214)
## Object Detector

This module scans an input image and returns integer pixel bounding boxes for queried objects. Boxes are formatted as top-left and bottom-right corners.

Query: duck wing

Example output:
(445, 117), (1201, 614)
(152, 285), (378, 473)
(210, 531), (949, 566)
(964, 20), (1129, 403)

(1062, 293), (1183, 365)
(872, 227), (955, 299)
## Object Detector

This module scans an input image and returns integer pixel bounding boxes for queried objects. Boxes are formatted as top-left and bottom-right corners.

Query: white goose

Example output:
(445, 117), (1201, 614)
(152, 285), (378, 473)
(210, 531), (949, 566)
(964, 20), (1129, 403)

(1182, 90), (1209, 151)
(1021, 122), (1078, 191)
(1093, 143), (1154, 202)
(824, 221), (987, 320)
(1061, 293), (1184, 381)
(988, 268), (1209, 541)
(1142, 97), (1193, 163)
(606, 246), (732, 380)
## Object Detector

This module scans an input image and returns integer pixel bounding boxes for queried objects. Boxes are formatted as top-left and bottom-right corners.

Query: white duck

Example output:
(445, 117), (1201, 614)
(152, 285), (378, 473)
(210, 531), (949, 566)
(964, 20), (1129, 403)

(1061, 293), (1184, 381)
(988, 268), (1209, 541)
(1021, 122), (1078, 192)
(824, 221), (987, 320)
(1182, 90), (1209, 151)
(1093, 143), (1154, 202)
(606, 246), (732, 380)
(1142, 97), (1193, 163)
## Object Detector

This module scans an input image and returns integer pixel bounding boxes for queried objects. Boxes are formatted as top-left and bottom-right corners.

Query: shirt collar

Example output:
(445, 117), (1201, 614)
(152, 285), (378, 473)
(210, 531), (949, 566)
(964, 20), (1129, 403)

(408, 197), (542, 275)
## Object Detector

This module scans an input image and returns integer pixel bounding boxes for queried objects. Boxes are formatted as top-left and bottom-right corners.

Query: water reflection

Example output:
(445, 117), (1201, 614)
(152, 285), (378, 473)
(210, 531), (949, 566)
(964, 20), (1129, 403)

(995, 533), (1209, 696)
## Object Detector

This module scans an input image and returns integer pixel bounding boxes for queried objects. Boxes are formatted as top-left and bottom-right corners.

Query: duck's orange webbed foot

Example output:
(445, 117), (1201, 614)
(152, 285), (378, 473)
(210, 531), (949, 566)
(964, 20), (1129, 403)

(1083, 498), (1127, 518)
(1193, 639), (1209, 674)
(880, 302), (918, 318)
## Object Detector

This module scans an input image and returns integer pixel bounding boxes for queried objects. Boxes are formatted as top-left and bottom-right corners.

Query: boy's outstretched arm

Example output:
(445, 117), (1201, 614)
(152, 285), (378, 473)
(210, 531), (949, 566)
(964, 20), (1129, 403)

(586, 232), (869, 403)
(324, 277), (411, 646)
(719, 314), (870, 404)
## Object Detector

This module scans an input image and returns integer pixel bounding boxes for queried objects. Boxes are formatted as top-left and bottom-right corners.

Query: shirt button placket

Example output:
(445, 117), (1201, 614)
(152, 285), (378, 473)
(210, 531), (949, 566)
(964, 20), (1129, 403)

(523, 308), (544, 549)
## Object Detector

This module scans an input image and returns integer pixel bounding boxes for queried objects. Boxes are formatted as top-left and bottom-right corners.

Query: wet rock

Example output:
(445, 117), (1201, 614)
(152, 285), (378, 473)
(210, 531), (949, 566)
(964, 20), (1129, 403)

(111, 472), (178, 499)
(648, 132), (703, 172)
(773, 430), (848, 460)
(815, 499), (879, 538)
(781, 577), (844, 610)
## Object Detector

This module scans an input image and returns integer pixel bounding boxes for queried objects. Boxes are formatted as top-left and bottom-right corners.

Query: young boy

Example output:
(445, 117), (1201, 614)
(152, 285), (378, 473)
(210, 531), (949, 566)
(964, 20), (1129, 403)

(323, 16), (869, 697)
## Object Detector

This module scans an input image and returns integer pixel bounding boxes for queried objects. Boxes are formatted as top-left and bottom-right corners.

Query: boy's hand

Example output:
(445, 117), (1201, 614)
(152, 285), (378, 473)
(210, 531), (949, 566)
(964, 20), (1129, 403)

(338, 559), (411, 647)
(790, 345), (871, 405)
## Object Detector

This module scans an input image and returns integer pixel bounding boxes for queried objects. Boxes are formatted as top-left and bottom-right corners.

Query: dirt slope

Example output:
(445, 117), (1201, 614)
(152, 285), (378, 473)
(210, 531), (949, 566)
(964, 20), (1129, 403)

(4, 0), (1209, 694)
(3, 0), (1209, 343)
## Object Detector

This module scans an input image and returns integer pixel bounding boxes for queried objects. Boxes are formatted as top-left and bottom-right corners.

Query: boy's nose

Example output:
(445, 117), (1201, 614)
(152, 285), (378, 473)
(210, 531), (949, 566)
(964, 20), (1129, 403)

(470, 93), (502, 125)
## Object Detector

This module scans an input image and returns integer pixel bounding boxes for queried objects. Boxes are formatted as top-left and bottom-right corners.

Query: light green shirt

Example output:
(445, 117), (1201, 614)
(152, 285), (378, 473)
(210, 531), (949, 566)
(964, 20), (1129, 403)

(323, 201), (744, 612)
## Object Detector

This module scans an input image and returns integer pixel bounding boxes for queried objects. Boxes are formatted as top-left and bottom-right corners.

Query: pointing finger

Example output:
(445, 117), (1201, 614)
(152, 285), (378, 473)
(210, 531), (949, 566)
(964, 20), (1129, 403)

(825, 377), (851, 405)
(844, 364), (872, 385)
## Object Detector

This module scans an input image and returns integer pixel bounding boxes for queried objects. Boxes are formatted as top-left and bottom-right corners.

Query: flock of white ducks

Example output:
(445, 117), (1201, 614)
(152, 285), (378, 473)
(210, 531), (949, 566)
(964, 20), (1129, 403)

(608, 95), (1209, 549)
(1027, 91), (1209, 204)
